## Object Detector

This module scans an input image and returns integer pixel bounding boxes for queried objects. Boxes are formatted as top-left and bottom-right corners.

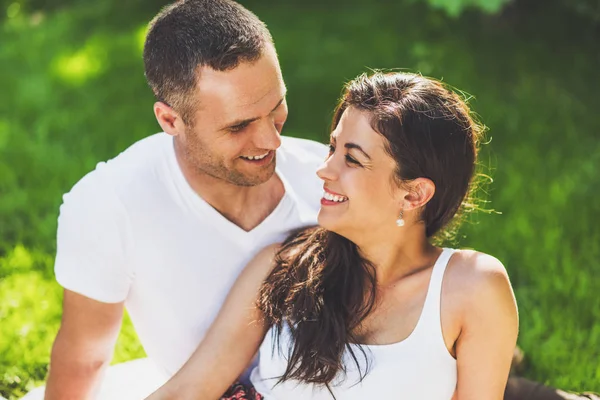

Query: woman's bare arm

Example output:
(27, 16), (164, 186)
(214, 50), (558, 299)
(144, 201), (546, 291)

(146, 244), (280, 400)
(454, 253), (519, 400)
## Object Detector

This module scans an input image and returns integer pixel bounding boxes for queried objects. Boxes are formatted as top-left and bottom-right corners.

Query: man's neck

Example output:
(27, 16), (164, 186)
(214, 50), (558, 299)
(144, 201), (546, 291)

(174, 149), (285, 232)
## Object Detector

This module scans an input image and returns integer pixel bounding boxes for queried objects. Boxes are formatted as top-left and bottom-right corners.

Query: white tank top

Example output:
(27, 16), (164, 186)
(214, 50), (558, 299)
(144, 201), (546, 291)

(250, 248), (457, 400)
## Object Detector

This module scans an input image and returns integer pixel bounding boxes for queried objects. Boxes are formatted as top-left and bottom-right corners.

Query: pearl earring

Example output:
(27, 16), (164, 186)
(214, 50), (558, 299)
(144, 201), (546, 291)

(396, 210), (405, 227)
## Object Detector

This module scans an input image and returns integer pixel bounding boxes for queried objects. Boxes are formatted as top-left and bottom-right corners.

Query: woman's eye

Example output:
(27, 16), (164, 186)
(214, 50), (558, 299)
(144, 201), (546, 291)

(345, 155), (361, 166)
(328, 144), (335, 154)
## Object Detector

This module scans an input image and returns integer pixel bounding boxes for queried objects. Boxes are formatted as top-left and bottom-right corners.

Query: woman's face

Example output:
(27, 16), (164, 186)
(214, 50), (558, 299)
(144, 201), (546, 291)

(317, 107), (403, 239)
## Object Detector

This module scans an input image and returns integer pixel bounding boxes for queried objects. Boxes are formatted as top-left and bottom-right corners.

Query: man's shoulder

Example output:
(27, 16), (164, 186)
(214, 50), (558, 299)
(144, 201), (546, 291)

(61, 133), (171, 210)
(70, 133), (169, 189)
(53, 135), (171, 304)
(97, 132), (170, 181)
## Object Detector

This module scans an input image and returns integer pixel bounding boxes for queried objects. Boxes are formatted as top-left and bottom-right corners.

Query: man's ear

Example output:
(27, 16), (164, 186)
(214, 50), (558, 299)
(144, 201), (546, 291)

(154, 102), (185, 136)
(403, 178), (436, 210)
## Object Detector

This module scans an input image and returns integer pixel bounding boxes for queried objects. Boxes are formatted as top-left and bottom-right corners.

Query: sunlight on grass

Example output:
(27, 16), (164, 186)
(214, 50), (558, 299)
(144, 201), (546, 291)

(0, 119), (8, 149)
(135, 24), (149, 55)
(6, 2), (20, 19)
(423, 0), (511, 16)
(3, 245), (33, 271)
(0, 246), (144, 398)
(113, 312), (146, 364)
(0, 245), (53, 277)
(0, 271), (61, 398)
(51, 38), (108, 86)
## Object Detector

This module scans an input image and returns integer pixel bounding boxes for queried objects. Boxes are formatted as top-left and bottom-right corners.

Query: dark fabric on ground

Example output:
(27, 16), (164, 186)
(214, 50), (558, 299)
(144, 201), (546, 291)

(505, 377), (600, 400)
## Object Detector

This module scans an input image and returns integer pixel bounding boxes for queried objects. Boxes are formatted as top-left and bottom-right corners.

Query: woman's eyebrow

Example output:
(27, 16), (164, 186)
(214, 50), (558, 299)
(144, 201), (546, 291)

(345, 142), (371, 160)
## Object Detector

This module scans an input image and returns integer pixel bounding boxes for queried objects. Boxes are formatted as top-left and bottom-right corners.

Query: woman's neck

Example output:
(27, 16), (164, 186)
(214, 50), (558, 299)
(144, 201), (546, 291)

(353, 227), (440, 286)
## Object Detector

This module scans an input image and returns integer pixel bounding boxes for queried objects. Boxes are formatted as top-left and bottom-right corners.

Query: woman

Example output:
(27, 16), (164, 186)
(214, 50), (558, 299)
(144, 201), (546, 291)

(148, 71), (519, 400)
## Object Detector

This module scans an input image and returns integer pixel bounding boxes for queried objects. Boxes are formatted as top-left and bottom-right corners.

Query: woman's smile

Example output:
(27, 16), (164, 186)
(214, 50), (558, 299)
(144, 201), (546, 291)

(321, 187), (349, 206)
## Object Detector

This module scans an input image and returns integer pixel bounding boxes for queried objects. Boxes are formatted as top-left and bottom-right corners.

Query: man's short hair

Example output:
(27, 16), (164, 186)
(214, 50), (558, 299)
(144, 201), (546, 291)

(143, 0), (273, 124)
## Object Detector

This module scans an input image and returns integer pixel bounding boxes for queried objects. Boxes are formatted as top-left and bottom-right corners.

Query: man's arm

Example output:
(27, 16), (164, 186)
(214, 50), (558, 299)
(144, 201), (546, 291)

(45, 290), (124, 400)
(46, 169), (134, 399)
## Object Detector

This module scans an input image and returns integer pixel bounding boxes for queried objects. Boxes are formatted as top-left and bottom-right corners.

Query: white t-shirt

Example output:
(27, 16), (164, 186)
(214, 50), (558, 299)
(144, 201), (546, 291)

(55, 132), (327, 377)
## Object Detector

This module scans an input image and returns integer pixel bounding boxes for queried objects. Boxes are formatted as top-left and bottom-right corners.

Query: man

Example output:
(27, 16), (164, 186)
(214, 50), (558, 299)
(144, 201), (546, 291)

(41, 1), (595, 399)
(44, 1), (325, 398)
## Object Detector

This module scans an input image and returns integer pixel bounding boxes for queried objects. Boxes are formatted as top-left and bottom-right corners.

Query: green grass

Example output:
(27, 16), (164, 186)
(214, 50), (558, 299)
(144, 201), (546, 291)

(1, 0), (599, 398)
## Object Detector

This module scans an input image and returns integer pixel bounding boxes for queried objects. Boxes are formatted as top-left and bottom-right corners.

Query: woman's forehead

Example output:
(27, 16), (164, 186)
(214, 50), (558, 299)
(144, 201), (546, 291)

(331, 108), (380, 145)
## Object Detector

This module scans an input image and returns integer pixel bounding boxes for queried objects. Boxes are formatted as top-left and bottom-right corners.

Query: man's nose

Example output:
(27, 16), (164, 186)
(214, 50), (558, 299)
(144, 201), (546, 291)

(253, 119), (282, 150)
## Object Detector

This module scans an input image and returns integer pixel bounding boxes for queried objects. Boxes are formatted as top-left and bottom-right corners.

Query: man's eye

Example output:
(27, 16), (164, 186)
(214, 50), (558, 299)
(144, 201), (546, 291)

(229, 123), (248, 133)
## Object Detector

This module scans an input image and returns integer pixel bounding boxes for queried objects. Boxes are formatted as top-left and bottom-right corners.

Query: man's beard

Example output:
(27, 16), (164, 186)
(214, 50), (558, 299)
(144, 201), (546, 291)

(181, 134), (276, 187)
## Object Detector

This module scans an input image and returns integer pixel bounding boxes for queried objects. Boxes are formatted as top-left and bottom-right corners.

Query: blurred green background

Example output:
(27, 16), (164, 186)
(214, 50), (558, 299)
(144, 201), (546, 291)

(1, 0), (599, 398)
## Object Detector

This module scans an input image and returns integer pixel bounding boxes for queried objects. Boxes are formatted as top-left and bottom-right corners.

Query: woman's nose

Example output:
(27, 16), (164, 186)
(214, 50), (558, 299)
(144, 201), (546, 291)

(316, 155), (338, 182)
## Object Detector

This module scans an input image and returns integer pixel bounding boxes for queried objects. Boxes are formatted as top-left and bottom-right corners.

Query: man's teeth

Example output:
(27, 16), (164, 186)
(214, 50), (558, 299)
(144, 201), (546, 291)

(242, 152), (269, 160)
(323, 192), (348, 202)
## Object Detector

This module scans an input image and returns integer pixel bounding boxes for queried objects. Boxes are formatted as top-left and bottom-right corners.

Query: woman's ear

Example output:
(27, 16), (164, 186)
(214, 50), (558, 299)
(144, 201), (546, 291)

(154, 101), (186, 137)
(403, 178), (436, 210)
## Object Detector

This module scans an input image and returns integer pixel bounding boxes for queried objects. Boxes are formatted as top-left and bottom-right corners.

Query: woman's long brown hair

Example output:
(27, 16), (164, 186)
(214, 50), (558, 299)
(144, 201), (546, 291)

(257, 72), (485, 389)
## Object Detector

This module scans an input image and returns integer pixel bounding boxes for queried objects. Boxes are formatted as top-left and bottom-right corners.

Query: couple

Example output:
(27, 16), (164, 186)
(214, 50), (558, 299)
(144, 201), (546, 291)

(40, 1), (589, 399)
(146, 68), (518, 400)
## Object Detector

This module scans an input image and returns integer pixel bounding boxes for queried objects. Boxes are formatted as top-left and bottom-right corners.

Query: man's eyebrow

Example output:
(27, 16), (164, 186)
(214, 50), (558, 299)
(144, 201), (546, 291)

(271, 96), (285, 112)
(345, 142), (372, 160)
(220, 96), (286, 131)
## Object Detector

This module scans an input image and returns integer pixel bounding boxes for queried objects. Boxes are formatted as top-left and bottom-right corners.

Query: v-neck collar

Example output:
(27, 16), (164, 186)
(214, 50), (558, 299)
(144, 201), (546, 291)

(164, 134), (295, 246)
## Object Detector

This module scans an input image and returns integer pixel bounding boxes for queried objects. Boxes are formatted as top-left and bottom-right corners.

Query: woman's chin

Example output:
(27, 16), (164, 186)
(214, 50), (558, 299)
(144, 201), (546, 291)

(317, 212), (345, 235)
(317, 212), (334, 229)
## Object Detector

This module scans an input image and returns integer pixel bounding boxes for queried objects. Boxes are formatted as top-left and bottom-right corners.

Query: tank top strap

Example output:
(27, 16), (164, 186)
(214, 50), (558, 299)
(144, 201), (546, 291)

(417, 248), (455, 338)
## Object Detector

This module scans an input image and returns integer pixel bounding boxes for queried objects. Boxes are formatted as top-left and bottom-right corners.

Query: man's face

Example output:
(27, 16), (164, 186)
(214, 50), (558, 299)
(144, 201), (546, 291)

(177, 44), (288, 187)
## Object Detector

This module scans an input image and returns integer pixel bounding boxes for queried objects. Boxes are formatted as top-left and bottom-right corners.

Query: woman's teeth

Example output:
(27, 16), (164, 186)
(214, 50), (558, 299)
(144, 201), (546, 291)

(323, 192), (348, 202)
(242, 152), (269, 160)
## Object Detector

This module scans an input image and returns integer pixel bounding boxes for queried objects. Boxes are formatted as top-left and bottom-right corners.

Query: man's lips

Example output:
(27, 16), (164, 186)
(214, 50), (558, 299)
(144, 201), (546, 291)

(239, 150), (274, 165)
(240, 151), (270, 161)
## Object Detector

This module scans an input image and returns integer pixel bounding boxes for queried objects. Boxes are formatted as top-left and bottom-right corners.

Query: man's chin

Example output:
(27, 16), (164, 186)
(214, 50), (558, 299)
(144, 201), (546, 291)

(231, 164), (276, 187)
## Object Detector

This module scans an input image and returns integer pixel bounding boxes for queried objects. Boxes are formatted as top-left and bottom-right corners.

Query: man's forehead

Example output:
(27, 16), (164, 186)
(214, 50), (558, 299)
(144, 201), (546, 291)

(197, 82), (285, 129)
(197, 70), (279, 100)
(193, 54), (284, 122)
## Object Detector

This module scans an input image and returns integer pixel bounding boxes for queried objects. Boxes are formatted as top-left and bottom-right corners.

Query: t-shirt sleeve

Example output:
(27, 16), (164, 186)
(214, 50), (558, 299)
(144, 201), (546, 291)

(54, 170), (134, 303)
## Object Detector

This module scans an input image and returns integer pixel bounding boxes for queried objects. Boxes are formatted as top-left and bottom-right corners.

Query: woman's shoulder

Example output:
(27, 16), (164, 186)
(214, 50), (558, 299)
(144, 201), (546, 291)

(444, 249), (516, 318)
(447, 249), (510, 289)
